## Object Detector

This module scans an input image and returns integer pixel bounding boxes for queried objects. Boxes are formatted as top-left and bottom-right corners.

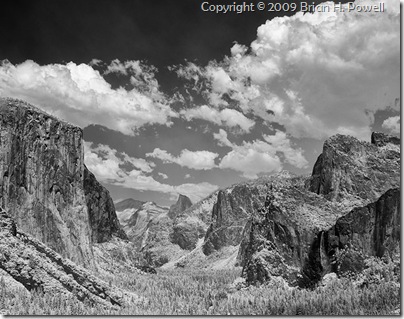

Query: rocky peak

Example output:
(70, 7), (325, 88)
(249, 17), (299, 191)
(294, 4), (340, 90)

(309, 133), (400, 203)
(168, 194), (192, 219)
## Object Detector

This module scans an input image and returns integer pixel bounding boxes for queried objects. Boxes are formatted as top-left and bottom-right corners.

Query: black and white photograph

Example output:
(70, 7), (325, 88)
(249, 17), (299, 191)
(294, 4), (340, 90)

(0, 0), (400, 315)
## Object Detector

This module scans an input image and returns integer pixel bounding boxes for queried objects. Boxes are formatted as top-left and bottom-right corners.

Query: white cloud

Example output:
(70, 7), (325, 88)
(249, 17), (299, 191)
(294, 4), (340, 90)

(219, 148), (282, 179)
(174, 182), (218, 203)
(146, 148), (218, 170)
(382, 116), (400, 134)
(84, 142), (154, 181)
(181, 104), (255, 132)
(84, 142), (218, 202)
(178, 0), (400, 141)
(214, 129), (308, 178)
(213, 129), (234, 148)
(0, 59), (177, 135)
(158, 172), (169, 179)
(263, 131), (308, 169)
(104, 59), (142, 76)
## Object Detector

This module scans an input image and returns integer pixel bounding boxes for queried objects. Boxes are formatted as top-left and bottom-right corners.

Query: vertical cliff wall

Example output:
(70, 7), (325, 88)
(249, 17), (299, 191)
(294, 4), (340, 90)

(309, 133), (400, 202)
(84, 167), (127, 243)
(0, 98), (126, 267)
(301, 188), (400, 285)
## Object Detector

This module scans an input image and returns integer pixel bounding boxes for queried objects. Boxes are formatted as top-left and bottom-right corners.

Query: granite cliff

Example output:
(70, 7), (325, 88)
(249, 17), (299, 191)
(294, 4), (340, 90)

(301, 187), (400, 285)
(241, 132), (400, 287)
(0, 98), (126, 267)
(168, 194), (192, 219)
(309, 133), (400, 203)
(116, 200), (168, 249)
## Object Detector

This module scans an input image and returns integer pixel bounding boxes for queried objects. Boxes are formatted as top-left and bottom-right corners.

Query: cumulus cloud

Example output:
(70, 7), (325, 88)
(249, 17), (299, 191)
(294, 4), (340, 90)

(158, 172), (169, 179)
(214, 129), (308, 178)
(213, 129), (234, 148)
(263, 131), (309, 168)
(84, 142), (154, 180)
(146, 148), (218, 170)
(382, 116), (400, 134)
(177, 0), (400, 141)
(181, 104), (255, 132)
(220, 148), (282, 179)
(84, 142), (218, 202)
(175, 61), (261, 108)
(0, 59), (176, 135)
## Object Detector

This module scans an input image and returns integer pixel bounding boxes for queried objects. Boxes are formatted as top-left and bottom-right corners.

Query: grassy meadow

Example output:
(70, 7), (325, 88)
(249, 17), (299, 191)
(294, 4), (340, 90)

(0, 256), (400, 316)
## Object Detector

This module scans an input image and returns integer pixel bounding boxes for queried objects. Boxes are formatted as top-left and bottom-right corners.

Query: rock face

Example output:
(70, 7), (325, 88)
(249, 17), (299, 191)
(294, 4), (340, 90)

(169, 192), (217, 252)
(240, 133), (400, 287)
(168, 194), (192, 219)
(202, 185), (261, 255)
(301, 188), (400, 284)
(0, 208), (139, 308)
(170, 217), (205, 250)
(309, 133), (400, 203)
(83, 167), (127, 243)
(371, 131), (400, 147)
(239, 175), (342, 286)
(0, 98), (126, 267)
(116, 200), (174, 266)
(116, 200), (168, 246)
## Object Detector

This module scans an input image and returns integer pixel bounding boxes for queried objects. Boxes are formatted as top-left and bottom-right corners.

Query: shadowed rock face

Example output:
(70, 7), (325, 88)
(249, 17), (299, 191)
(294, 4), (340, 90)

(170, 218), (205, 250)
(0, 98), (126, 267)
(84, 167), (127, 243)
(0, 209), (140, 308)
(169, 192), (217, 252)
(371, 131), (400, 147)
(202, 184), (261, 255)
(301, 188), (400, 286)
(168, 194), (192, 219)
(239, 176), (342, 286)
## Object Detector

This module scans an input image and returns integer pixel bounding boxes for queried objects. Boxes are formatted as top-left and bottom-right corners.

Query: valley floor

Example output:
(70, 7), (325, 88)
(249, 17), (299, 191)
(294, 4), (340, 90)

(0, 265), (400, 316)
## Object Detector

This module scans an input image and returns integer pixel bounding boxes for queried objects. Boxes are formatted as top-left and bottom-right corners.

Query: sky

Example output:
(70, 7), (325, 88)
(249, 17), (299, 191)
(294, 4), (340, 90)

(0, 0), (400, 206)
